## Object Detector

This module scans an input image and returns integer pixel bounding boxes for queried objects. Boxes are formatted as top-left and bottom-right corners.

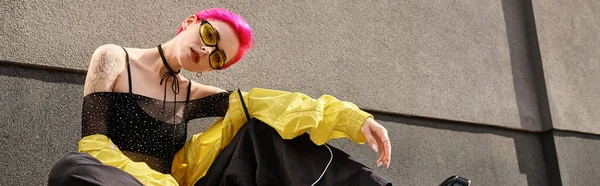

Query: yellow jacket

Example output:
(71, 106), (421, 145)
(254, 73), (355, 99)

(78, 88), (372, 186)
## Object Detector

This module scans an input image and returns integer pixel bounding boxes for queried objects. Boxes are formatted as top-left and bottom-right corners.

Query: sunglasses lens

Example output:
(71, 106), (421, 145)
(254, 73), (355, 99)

(209, 51), (225, 69)
(200, 23), (218, 45)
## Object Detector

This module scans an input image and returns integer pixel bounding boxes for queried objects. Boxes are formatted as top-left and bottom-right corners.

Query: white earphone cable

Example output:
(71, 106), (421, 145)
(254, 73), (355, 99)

(311, 144), (333, 186)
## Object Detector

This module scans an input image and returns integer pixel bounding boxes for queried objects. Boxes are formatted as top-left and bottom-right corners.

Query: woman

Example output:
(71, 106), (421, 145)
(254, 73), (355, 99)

(48, 8), (392, 186)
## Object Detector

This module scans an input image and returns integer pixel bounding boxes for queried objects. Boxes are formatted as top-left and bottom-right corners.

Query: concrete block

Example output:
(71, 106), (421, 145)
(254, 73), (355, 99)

(553, 131), (600, 186)
(532, 0), (600, 134)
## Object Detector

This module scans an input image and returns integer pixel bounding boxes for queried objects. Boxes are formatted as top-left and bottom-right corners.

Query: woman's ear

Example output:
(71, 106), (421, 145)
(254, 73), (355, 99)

(180, 15), (198, 31)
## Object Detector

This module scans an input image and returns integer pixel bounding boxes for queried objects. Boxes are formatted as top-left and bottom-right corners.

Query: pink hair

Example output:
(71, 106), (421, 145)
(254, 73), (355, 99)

(177, 8), (254, 69)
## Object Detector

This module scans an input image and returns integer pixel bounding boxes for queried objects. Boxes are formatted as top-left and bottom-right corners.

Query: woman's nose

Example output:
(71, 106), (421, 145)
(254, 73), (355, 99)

(201, 46), (215, 55)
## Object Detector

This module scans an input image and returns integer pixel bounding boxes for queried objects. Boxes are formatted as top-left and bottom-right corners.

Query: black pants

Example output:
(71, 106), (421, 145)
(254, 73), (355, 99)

(48, 152), (143, 186)
(195, 118), (391, 186)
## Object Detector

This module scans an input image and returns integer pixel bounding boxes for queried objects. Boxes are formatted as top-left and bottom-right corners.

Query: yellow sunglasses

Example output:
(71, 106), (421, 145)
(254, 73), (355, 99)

(199, 20), (227, 70)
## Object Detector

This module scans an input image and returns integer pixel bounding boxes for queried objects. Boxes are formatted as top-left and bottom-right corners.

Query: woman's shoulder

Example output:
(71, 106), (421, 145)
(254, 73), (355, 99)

(188, 80), (230, 99)
(94, 44), (123, 51)
(90, 44), (125, 61)
(87, 44), (128, 68)
(83, 44), (128, 95)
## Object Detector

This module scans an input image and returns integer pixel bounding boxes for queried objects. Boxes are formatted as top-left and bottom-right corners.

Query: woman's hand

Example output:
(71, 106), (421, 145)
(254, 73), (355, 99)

(360, 117), (391, 168)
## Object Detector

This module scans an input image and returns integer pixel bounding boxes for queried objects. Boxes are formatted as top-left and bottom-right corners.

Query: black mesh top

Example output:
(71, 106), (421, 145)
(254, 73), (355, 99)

(81, 48), (231, 174)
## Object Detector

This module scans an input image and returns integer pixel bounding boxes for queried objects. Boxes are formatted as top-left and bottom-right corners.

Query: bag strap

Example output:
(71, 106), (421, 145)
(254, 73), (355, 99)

(237, 89), (251, 120)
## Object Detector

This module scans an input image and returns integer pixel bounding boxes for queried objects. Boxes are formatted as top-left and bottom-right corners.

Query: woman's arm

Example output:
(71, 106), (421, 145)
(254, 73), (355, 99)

(232, 88), (391, 167)
(81, 44), (125, 137)
(237, 89), (371, 144)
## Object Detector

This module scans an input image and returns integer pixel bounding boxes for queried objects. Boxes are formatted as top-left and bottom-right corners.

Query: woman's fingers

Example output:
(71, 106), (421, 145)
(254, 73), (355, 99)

(361, 120), (383, 167)
(376, 133), (384, 167)
(373, 122), (391, 168)
(382, 136), (391, 168)
(361, 118), (392, 168)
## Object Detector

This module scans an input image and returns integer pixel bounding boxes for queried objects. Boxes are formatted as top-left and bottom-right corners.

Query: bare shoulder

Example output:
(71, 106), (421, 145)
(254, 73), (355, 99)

(89, 44), (126, 66)
(188, 80), (229, 99)
(83, 44), (127, 95)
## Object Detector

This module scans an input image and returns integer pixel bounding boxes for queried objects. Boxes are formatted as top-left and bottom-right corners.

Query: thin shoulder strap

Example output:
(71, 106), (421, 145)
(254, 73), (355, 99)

(185, 81), (192, 104)
(121, 46), (133, 94)
(237, 89), (251, 120)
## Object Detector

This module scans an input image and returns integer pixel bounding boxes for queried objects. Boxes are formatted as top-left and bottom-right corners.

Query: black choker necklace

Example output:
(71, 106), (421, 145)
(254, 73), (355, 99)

(157, 44), (180, 116)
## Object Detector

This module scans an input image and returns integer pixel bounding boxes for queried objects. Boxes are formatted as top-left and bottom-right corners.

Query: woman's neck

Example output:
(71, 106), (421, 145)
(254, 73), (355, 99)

(135, 40), (182, 79)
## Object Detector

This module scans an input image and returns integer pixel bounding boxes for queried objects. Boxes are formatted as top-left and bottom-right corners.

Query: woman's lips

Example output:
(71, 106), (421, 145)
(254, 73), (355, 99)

(190, 48), (199, 63)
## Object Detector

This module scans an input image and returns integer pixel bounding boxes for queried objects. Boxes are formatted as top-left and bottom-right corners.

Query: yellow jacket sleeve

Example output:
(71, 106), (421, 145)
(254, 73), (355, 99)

(78, 134), (179, 186)
(171, 88), (373, 185)
(240, 88), (372, 145)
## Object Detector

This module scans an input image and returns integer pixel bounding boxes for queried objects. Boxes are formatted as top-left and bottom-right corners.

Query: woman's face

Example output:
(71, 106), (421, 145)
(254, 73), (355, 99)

(175, 18), (240, 73)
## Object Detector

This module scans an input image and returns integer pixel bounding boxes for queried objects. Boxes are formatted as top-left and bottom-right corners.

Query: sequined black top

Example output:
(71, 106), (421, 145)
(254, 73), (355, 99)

(81, 48), (231, 174)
